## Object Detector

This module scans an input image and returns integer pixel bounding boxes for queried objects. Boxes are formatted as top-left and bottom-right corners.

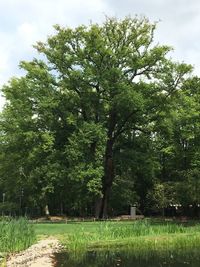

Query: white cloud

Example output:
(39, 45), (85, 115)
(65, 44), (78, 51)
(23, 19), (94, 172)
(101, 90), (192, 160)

(0, 50), (9, 73)
(17, 23), (38, 45)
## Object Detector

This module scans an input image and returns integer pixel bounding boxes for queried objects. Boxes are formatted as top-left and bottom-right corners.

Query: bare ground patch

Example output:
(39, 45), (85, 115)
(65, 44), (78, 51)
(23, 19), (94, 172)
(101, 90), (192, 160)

(7, 238), (62, 267)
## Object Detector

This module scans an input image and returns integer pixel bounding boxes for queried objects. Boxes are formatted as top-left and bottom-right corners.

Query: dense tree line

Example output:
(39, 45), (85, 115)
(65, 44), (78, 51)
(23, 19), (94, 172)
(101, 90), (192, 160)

(0, 16), (200, 218)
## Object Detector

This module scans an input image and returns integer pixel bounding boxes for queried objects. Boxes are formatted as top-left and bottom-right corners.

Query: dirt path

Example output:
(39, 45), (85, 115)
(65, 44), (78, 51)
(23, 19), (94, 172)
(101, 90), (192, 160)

(6, 238), (62, 267)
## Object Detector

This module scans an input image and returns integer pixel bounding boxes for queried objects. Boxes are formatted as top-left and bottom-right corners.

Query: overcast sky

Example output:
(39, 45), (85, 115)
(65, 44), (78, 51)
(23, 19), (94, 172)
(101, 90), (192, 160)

(1, 0), (200, 110)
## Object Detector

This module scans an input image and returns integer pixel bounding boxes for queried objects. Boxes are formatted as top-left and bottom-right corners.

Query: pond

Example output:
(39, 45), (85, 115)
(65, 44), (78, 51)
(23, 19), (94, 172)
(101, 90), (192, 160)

(54, 249), (200, 267)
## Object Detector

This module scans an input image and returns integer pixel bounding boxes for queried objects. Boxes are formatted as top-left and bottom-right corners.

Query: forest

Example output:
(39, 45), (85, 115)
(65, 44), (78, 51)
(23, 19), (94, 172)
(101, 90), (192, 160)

(0, 16), (200, 219)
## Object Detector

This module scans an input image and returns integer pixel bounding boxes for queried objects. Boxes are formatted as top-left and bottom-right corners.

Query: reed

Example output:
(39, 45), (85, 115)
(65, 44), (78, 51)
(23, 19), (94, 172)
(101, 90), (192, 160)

(0, 217), (36, 253)
(63, 219), (200, 257)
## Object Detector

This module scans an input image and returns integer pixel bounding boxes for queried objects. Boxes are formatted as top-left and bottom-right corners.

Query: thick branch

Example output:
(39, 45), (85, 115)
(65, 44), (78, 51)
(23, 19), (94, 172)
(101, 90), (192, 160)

(113, 109), (139, 140)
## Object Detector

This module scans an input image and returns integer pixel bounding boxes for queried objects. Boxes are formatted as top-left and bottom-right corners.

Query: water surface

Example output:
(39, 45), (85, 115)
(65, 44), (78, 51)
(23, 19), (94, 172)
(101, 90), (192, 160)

(54, 249), (200, 267)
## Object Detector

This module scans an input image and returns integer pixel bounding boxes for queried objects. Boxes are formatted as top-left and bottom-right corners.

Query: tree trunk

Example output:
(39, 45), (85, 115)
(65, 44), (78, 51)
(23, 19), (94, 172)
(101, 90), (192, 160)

(95, 197), (102, 218)
(99, 138), (114, 219)
(44, 204), (50, 220)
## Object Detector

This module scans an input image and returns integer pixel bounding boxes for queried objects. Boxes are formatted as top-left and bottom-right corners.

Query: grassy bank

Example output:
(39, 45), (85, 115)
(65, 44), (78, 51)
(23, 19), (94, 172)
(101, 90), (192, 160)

(1, 219), (200, 264)
(0, 217), (36, 254)
(35, 219), (200, 258)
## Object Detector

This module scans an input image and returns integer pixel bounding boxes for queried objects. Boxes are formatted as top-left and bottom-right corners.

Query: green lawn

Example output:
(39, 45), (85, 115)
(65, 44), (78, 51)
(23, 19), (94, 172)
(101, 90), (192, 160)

(34, 221), (133, 237)
(34, 219), (199, 237)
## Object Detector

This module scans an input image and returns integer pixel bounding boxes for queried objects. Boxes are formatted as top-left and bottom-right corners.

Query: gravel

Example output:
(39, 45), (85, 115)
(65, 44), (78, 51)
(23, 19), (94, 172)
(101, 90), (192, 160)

(7, 238), (62, 267)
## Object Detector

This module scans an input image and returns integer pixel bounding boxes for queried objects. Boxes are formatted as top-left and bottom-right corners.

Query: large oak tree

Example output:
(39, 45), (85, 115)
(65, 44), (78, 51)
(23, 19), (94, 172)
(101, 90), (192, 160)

(0, 17), (192, 217)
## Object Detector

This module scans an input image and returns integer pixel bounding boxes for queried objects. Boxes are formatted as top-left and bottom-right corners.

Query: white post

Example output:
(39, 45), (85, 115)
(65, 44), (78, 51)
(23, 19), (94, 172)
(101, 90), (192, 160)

(130, 206), (136, 219)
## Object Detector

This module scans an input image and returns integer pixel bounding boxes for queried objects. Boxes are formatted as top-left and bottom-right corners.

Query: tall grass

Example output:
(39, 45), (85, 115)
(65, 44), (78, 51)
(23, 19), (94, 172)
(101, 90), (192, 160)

(63, 219), (200, 257)
(0, 217), (36, 253)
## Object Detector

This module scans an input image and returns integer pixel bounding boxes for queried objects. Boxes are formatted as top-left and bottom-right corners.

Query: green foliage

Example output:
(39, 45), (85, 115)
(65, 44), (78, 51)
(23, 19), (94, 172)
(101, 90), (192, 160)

(0, 202), (19, 213)
(175, 169), (200, 206)
(146, 182), (177, 213)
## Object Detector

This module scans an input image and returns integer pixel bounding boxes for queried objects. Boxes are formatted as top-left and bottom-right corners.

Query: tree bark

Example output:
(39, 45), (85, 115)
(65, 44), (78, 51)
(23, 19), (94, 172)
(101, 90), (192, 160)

(44, 204), (50, 220)
(95, 197), (102, 218)
(99, 109), (117, 219)
(99, 138), (114, 218)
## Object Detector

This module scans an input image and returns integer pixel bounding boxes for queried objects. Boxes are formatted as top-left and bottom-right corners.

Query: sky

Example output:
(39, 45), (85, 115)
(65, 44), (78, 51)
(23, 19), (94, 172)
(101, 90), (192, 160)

(1, 0), (200, 110)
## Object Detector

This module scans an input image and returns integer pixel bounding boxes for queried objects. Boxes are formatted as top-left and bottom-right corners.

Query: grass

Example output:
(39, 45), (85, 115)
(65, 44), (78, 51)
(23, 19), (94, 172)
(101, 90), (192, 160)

(2, 218), (200, 264)
(0, 217), (36, 253)
(34, 219), (200, 260)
